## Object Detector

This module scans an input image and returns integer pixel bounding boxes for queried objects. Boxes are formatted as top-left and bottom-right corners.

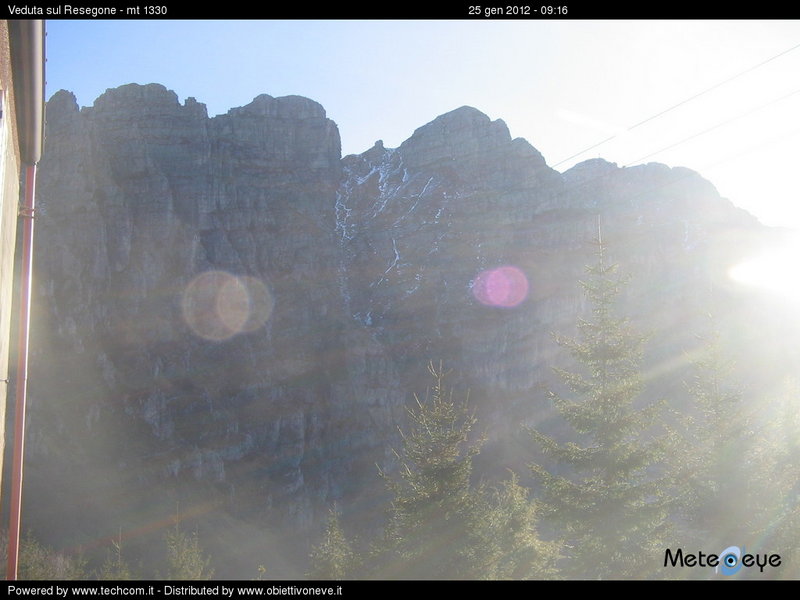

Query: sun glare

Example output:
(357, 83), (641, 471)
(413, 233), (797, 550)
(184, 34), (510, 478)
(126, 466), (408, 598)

(728, 238), (800, 301)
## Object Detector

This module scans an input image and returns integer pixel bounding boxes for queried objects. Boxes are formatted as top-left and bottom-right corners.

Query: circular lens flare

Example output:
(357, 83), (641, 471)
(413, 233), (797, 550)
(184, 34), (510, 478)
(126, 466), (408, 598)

(237, 275), (273, 333)
(182, 271), (273, 341)
(472, 266), (529, 308)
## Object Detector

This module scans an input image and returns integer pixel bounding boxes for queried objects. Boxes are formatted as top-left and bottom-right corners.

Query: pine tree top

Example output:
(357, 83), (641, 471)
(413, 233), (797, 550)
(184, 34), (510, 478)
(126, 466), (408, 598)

(529, 236), (673, 579)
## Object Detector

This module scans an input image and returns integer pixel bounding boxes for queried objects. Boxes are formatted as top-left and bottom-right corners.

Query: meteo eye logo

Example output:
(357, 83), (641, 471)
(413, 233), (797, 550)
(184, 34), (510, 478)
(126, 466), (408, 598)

(717, 545), (744, 576)
(664, 545), (781, 576)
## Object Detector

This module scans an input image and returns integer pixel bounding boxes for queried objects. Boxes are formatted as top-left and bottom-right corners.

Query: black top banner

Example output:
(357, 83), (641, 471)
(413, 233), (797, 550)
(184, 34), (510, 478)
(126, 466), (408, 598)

(3, 2), (800, 20)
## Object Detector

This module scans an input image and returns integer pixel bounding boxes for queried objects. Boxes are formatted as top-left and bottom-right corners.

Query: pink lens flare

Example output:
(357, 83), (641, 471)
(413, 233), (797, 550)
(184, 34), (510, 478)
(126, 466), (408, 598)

(472, 265), (529, 308)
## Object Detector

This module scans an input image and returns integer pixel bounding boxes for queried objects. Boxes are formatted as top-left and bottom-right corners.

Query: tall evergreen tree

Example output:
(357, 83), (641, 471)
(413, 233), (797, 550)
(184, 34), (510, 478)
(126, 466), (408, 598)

(674, 329), (800, 578)
(369, 361), (558, 579)
(671, 324), (754, 551)
(745, 375), (800, 579)
(372, 360), (483, 579)
(529, 237), (672, 579)
(315, 361), (557, 579)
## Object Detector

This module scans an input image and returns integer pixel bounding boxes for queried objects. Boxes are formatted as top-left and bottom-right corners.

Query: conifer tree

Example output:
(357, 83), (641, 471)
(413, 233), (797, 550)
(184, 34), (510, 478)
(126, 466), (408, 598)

(474, 474), (560, 579)
(317, 361), (557, 579)
(373, 360), (483, 579)
(163, 523), (214, 580)
(97, 529), (134, 580)
(529, 237), (671, 579)
(743, 375), (800, 579)
(308, 509), (359, 579)
(0, 531), (87, 579)
(671, 324), (754, 551)
(675, 329), (800, 578)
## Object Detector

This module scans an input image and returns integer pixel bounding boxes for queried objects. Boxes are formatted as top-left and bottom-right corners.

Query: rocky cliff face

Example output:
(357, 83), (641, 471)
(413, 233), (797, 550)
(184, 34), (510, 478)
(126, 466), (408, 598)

(21, 84), (783, 576)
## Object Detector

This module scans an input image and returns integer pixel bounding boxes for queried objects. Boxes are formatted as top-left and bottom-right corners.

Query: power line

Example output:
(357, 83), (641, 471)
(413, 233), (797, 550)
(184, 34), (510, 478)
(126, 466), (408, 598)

(551, 41), (800, 169)
(552, 107), (800, 217)
(696, 125), (800, 179)
(622, 86), (800, 167)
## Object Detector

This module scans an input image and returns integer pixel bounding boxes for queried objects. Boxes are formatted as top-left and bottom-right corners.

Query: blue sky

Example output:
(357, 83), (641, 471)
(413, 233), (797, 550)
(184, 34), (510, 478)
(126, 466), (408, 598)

(45, 20), (800, 228)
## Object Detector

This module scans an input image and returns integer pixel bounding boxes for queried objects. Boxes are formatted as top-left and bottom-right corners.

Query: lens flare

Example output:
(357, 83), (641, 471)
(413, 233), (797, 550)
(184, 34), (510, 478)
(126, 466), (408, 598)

(181, 271), (273, 341)
(237, 275), (273, 334)
(472, 265), (529, 308)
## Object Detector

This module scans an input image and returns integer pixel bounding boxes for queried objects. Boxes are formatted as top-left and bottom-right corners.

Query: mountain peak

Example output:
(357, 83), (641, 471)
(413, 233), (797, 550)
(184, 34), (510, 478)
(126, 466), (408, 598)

(392, 105), (551, 187)
(397, 106), (515, 171)
(431, 104), (495, 125)
(405, 105), (508, 144)
(227, 93), (328, 120)
(91, 82), (180, 109)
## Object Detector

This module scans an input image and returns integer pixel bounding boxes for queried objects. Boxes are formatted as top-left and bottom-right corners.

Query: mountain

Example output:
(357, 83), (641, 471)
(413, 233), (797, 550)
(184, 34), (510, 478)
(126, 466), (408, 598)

(15, 83), (790, 577)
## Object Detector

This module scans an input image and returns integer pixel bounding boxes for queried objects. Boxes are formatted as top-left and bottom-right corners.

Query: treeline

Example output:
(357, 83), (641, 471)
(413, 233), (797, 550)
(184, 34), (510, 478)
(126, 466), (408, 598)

(309, 239), (800, 579)
(1, 522), (214, 580)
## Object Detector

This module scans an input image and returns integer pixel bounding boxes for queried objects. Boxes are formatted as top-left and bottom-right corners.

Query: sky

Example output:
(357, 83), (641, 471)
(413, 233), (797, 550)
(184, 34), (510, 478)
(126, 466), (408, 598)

(44, 19), (800, 229)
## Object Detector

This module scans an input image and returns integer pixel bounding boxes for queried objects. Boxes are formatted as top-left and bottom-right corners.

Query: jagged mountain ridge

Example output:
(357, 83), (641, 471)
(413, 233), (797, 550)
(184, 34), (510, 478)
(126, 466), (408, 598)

(19, 83), (778, 577)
